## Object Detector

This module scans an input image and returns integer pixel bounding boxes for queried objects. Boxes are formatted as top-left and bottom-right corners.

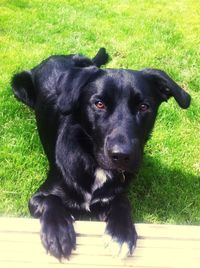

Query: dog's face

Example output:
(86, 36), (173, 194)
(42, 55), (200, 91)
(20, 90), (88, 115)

(57, 67), (191, 174)
(80, 70), (160, 173)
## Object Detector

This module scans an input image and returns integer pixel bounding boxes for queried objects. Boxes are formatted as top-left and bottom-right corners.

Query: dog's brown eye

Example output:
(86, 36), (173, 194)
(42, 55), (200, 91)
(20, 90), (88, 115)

(95, 101), (106, 110)
(138, 103), (149, 112)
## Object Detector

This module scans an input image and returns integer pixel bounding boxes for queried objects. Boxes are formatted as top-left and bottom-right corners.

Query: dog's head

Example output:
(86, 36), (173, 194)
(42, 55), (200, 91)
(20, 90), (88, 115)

(57, 67), (191, 174)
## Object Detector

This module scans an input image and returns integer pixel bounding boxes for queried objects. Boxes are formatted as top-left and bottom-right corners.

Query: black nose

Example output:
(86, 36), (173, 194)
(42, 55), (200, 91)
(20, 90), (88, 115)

(108, 146), (131, 165)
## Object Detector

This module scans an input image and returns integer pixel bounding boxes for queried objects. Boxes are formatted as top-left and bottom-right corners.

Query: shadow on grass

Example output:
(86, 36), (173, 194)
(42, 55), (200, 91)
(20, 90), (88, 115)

(129, 155), (200, 224)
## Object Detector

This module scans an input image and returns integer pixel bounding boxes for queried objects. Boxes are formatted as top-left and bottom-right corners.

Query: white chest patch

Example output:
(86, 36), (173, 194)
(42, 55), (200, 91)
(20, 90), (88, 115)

(81, 168), (112, 211)
(92, 168), (112, 193)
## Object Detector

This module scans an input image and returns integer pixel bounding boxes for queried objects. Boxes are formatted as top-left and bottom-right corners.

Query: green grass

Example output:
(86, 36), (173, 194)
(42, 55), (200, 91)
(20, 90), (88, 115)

(0, 0), (199, 223)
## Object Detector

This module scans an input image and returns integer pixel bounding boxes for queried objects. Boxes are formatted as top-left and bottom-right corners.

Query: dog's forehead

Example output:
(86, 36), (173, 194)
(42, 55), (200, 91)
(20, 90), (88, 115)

(91, 69), (152, 98)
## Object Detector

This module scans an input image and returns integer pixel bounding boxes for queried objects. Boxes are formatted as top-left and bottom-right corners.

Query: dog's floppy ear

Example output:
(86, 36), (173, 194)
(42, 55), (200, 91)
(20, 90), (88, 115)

(57, 67), (98, 115)
(11, 70), (36, 109)
(141, 68), (191, 108)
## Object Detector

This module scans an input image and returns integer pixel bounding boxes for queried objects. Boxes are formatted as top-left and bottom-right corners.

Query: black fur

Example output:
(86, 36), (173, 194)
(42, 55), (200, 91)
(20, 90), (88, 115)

(11, 48), (191, 259)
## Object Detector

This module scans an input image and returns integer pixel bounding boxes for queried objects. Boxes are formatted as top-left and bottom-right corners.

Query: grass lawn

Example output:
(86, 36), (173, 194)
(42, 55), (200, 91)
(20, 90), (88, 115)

(0, 0), (199, 224)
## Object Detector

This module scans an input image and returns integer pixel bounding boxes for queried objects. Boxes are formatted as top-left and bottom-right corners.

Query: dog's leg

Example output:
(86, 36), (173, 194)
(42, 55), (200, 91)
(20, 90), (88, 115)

(104, 195), (137, 259)
(29, 182), (76, 260)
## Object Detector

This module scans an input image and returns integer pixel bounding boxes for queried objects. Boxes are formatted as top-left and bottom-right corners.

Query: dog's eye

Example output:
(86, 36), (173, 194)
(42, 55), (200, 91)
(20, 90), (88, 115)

(138, 103), (149, 112)
(95, 101), (106, 110)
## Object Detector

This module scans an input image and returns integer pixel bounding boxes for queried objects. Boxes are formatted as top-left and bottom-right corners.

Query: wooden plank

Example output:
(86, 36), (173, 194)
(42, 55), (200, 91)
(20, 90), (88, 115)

(1, 242), (200, 259)
(1, 217), (200, 240)
(1, 249), (199, 267)
(0, 218), (200, 268)
(1, 227), (200, 248)
(1, 232), (200, 250)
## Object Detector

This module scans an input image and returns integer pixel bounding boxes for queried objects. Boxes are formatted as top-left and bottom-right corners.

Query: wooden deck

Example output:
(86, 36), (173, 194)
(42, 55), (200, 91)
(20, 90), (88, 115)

(0, 217), (200, 268)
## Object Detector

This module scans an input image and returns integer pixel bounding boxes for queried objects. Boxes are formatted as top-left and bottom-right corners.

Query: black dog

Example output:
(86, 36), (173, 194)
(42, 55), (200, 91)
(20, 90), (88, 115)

(12, 48), (191, 260)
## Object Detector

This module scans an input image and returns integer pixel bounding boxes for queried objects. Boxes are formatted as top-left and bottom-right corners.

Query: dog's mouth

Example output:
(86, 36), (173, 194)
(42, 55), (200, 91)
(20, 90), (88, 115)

(95, 150), (141, 174)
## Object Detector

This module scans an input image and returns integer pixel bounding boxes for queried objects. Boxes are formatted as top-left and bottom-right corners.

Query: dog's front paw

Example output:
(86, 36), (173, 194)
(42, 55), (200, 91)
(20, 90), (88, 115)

(104, 220), (137, 259)
(40, 209), (76, 260)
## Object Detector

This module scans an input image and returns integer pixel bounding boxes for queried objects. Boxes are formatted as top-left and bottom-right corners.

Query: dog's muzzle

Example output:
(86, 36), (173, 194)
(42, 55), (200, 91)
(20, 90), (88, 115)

(105, 133), (139, 172)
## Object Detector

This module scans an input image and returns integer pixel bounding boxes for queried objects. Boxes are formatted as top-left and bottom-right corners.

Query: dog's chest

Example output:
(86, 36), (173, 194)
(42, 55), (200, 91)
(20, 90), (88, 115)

(81, 168), (112, 211)
(92, 168), (111, 192)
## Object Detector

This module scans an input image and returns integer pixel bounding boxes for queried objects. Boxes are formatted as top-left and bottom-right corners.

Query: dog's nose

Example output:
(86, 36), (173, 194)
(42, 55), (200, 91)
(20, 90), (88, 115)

(108, 146), (131, 164)
(110, 151), (130, 162)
